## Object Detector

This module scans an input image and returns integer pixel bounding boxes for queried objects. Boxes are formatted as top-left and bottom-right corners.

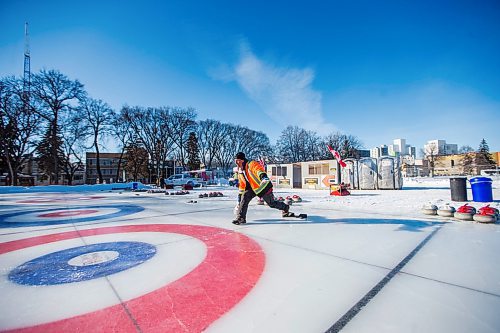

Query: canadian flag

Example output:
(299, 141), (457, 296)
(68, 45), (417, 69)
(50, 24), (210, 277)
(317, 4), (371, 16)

(327, 145), (347, 168)
(258, 157), (266, 168)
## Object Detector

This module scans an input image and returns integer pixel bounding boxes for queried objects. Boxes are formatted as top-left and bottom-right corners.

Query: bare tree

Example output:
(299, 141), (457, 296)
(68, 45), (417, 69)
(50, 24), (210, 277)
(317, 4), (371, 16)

(214, 123), (239, 172)
(31, 69), (85, 184)
(461, 152), (475, 175)
(124, 143), (149, 182)
(213, 124), (271, 172)
(0, 76), (40, 185)
(166, 107), (197, 168)
(275, 129), (363, 163)
(79, 98), (114, 184)
(459, 145), (474, 154)
(324, 132), (363, 159)
(197, 119), (225, 169)
(276, 126), (309, 163)
(111, 108), (134, 182)
(60, 112), (87, 185)
(234, 126), (272, 160)
(422, 142), (439, 177)
(122, 106), (174, 184)
(303, 130), (323, 161)
(196, 120), (272, 172)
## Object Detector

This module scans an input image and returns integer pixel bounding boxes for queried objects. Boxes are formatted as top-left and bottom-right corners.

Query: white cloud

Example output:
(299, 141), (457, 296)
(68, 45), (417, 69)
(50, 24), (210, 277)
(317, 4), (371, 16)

(227, 42), (336, 135)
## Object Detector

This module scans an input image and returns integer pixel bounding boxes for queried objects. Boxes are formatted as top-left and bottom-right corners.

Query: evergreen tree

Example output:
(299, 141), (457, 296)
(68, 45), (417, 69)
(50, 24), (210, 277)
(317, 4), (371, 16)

(186, 132), (201, 170)
(476, 138), (496, 173)
(36, 125), (66, 184)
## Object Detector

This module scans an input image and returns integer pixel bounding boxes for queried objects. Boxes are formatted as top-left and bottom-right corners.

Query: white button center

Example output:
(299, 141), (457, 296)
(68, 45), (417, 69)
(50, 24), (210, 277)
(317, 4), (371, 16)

(68, 251), (120, 267)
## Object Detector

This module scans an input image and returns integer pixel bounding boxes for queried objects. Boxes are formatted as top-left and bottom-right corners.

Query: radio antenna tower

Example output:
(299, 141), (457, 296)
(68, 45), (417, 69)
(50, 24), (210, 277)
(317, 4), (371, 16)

(23, 22), (31, 100)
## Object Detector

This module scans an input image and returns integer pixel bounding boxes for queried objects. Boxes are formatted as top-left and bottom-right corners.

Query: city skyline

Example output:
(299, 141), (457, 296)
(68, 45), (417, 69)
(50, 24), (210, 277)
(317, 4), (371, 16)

(1, 1), (499, 152)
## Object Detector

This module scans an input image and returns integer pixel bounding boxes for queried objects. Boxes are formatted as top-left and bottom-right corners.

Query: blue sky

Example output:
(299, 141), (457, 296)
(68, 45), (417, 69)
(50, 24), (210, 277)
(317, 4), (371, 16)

(1, 0), (499, 153)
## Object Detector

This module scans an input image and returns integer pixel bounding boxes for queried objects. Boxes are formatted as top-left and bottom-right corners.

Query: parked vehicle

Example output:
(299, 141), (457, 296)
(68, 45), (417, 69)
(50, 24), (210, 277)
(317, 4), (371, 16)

(164, 174), (200, 187)
(480, 169), (500, 176)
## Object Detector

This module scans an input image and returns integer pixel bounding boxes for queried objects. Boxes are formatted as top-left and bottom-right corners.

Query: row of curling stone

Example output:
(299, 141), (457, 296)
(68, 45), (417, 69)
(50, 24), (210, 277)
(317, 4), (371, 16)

(165, 190), (190, 195)
(422, 203), (499, 223)
(147, 189), (168, 193)
(276, 195), (303, 205)
(198, 192), (224, 198)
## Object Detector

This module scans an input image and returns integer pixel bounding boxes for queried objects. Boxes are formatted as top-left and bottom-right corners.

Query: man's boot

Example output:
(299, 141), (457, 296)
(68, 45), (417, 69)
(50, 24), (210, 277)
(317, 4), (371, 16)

(232, 217), (246, 225)
(282, 204), (292, 217)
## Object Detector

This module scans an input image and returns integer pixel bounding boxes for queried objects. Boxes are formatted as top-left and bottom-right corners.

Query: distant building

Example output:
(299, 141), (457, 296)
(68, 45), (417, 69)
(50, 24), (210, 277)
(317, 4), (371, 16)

(370, 145), (389, 158)
(424, 139), (458, 156)
(401, 159), (429, 177)
(421, 151), (499, 176)
(389, 138), (416, 158)
(432, 153), (476, 176)
(85, 152), (183, 185)
(371, 139), (416, 159)
(355, 149), (371, 158)
(392, 138), (407, 155)
(17, 154), (84, 186)
(491, 152), (500, 166)
(409, 146), (416, 158)
(86, 152), (124, 184)
(388, 144), (399, 157)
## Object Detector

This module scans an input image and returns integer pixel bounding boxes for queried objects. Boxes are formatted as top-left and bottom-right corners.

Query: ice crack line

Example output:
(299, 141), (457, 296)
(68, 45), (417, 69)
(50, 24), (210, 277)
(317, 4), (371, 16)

(325, 224), (443, 333)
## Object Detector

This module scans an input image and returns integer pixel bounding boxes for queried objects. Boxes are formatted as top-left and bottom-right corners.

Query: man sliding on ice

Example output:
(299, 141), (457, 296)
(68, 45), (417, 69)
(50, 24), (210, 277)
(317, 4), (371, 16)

(233, 152), (304, 225)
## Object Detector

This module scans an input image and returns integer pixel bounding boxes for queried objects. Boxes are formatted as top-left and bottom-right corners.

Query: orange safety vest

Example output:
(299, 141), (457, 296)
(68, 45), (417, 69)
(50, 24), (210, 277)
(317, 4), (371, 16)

(237, 172), (246, 194)
(239, 160), (269, 195)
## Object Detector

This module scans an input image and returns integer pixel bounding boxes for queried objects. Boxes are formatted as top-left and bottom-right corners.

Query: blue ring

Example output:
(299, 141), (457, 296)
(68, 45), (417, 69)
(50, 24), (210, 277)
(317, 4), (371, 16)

(0, 205), (144, 228)
(8, 241), (156, 285)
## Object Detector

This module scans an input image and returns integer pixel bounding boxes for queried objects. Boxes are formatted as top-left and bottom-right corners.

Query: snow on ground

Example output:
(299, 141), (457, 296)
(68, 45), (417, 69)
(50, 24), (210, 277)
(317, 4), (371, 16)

(0, 177), (499, 332)
(3, 177), (497, 214)
(267, 177), (500, 220)
(313, 177), (500, 217)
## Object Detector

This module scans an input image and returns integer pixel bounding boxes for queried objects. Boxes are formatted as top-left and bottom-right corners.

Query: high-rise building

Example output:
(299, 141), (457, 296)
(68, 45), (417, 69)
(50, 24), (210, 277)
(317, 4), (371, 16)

(371, 139), (416, 159)
(370, 145), (389, 158)
(393, 138), (407, 155)
(409, 146), (416, 158)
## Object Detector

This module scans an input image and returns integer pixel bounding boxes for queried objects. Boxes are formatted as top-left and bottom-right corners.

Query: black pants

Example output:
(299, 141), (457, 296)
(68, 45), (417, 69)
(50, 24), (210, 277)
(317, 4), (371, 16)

(236, 190), (288, 220)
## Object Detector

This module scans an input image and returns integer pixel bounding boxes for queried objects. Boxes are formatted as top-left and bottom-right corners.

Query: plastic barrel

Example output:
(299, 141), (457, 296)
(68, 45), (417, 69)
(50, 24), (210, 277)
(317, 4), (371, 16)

(450, 177), (467, 201)
(469, 177), (493, 202)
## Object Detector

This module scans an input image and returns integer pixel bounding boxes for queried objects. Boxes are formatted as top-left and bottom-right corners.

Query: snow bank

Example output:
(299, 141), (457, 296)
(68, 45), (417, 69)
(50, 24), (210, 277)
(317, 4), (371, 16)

(0, 182), (152, 194)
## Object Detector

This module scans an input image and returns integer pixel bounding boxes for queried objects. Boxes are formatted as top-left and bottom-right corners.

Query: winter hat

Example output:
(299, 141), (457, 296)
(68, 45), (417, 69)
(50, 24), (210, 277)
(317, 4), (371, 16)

(235, 152), (246, 160)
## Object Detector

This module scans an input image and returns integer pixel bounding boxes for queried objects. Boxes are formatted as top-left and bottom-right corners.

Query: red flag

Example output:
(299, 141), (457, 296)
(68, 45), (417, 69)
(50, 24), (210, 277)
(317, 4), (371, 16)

(327, 145), (347, 168)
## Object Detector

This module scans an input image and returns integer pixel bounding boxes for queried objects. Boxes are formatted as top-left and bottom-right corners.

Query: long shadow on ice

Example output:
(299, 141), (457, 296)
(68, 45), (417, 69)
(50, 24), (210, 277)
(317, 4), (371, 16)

(347, 193), (380, 197)
(402, 186), (451, 190)
(249, 216), (445, 232)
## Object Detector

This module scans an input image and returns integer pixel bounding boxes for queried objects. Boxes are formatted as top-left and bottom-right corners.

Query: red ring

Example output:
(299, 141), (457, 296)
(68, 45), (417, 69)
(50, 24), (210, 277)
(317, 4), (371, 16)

(0, 224), (265, 332)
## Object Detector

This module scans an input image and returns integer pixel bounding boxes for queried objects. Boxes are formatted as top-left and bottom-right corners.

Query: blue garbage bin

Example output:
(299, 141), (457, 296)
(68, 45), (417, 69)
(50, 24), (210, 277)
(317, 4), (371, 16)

(132, 182), (138, 190)
(469, 177), (493, 202)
